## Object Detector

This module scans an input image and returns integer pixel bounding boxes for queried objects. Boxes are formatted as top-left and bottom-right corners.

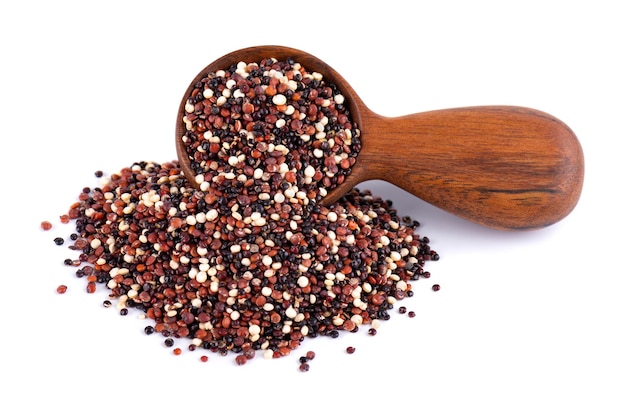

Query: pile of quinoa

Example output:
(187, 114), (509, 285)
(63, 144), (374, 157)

(47, 57), (439, 365)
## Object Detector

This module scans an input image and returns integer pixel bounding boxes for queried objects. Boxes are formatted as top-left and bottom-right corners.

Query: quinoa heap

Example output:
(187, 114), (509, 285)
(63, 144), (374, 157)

(60, 161), (438, 359)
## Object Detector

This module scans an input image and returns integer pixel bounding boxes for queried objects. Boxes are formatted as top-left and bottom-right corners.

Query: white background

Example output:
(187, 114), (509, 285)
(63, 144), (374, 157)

(1, 1), (624, 397)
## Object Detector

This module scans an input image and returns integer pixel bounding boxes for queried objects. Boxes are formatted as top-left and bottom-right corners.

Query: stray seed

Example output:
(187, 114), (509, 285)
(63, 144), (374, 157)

(408, 311), (416, 318)
(200, 355), (209, 362)
(432, 284), (441, 292)
(299, 362), (310, 372)
(398, 306), (407, 314)
(41, 221), (52, 231)
(119, 308), (128, 316)
(54, 237), (64, 245)
(346, 346), (356, 354)
(56, 285), (68, 294)
(173, 347), (182, 355)
(103, 300), (112, 308)
(368, 328), (377, 336)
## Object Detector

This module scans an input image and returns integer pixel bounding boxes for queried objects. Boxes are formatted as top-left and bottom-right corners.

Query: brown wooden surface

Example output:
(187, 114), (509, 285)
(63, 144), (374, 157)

(176, 46), (584, 230)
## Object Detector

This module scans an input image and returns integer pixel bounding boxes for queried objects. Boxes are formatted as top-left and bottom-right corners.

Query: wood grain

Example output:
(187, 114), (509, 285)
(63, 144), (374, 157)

(176, 45), (584, 230)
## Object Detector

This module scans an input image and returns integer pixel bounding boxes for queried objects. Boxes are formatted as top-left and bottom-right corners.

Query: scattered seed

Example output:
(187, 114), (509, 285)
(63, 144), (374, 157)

(53, 237), (64, 245)
(56, 285), (68, 294)
(346, 346), (356, 354)
(41, 221), (52, 231)
(432, 284), (441, 292)
(299, 362), (310, 372)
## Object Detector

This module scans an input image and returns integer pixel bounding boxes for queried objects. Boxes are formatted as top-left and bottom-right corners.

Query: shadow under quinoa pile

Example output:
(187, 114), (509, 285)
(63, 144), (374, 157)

(50, 57), (440, 364)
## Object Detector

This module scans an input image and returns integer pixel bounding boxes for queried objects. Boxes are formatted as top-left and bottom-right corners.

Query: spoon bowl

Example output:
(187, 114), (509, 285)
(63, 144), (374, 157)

(176, 45), (584, 230)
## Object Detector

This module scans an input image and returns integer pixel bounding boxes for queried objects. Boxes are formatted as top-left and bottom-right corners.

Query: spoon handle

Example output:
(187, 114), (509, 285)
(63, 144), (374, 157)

(358, 106), (584, 230)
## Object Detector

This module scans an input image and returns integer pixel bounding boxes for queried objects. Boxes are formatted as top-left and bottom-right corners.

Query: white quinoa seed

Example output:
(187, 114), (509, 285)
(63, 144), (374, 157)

(196, 271), (208, 283)
(285, 306), (298, 319)
(274, 192), (285, 203)
(185, 101), (195, 113)
(272, 94), (287, 105)
(327, 211), (338, 222)
(249, 324), (261, 336)
(206, 209), (218, 221)
(297, 275), (309, 288)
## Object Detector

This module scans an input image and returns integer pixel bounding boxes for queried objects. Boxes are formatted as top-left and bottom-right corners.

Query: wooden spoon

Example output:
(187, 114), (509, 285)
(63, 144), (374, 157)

(175, 45), (584, 231)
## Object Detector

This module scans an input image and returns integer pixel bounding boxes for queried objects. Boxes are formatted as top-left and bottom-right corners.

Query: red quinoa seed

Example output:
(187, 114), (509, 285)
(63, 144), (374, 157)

(56, 285), (68, 294)
(41, 221), (53, 231)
